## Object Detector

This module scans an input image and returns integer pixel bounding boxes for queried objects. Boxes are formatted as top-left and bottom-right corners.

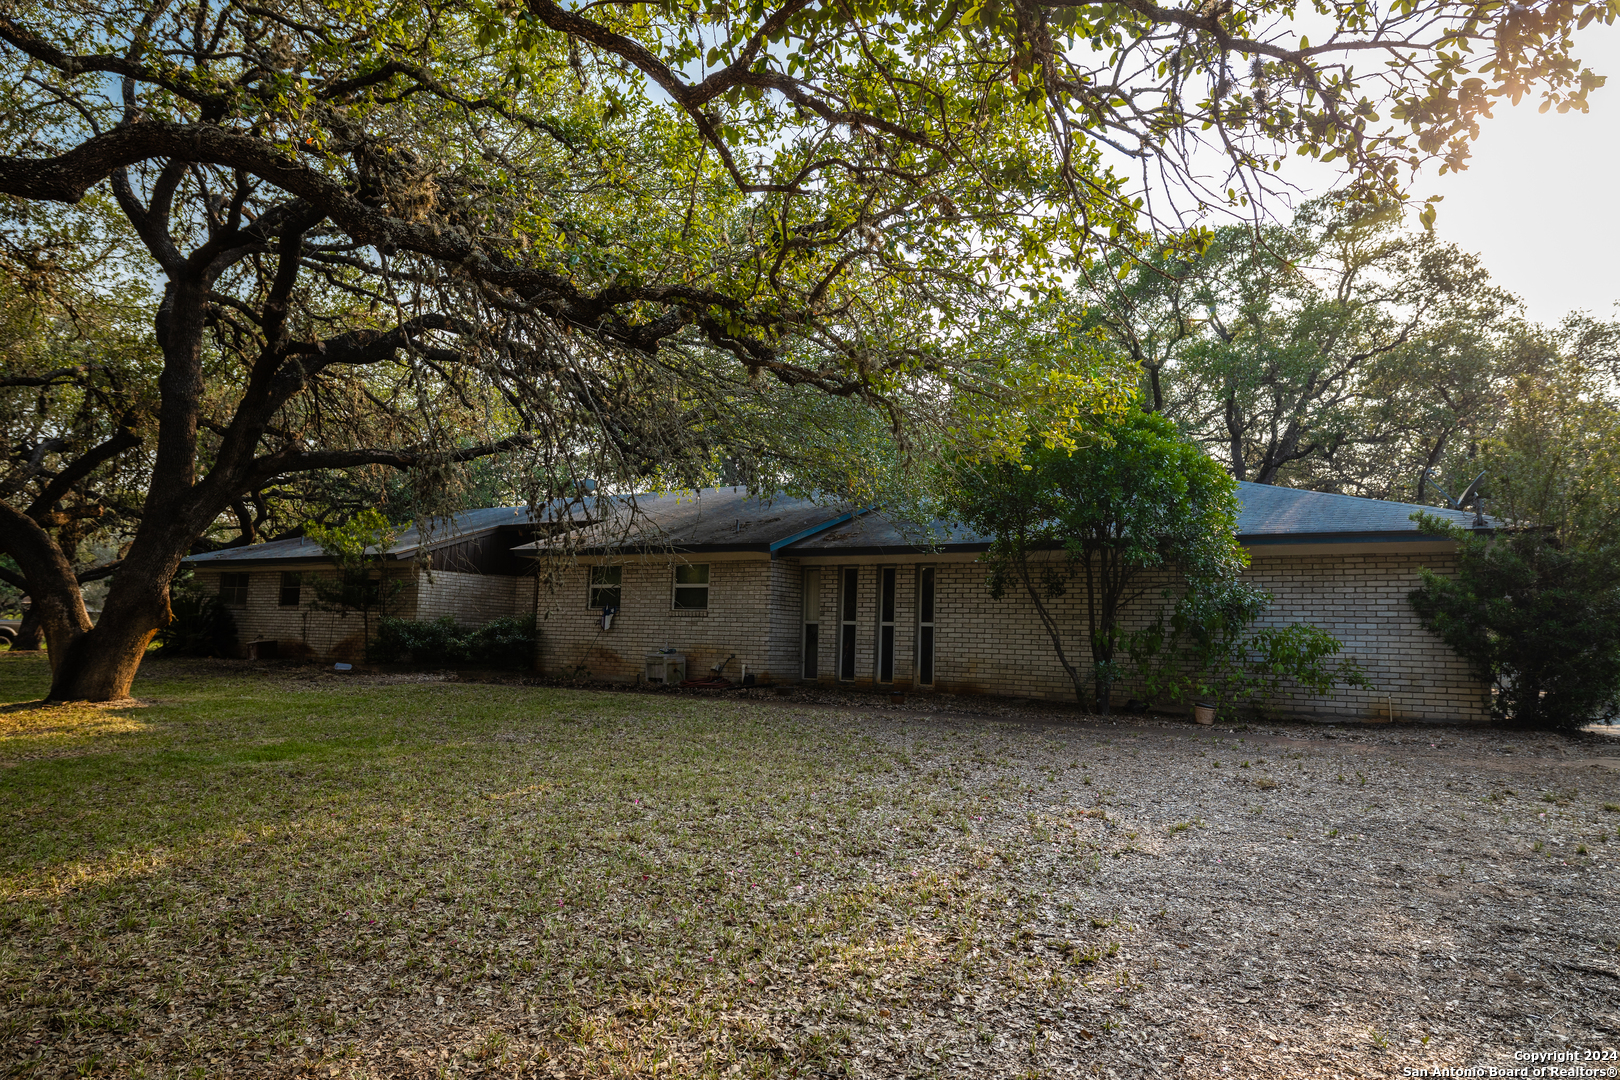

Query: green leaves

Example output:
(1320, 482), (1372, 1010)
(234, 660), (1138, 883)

(1410, 528), (1620, 727)
(949, 407), (1246, 710)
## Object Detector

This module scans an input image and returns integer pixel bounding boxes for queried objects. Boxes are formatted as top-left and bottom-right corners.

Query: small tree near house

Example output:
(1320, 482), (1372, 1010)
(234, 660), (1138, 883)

(304, 511), (402, 661)
(1408, 515), (1620, 728)
(951, 410), (1246, 712)
(953, 408), (1369, 716)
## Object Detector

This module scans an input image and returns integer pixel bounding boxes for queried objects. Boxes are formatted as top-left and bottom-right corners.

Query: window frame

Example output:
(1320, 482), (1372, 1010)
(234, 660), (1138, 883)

(588, 565), (623, 610)
(801, 567), (820, 679)
(218, 572), (250, 607)
(876, 566), (897, 684)
(838, 566), (859, 682)
(277, 571), (302, 608)
(672, 563), (710, 610)
(916, 566), (936, 686)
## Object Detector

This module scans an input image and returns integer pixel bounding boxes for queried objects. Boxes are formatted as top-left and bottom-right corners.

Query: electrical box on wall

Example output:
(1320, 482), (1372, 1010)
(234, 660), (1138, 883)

(645, 652), (686, 684)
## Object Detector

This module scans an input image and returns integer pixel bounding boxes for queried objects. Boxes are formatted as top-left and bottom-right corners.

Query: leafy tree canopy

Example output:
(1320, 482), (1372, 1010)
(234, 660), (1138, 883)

(950, 406), (1243, 711)
(0, 0), (1612, 703)
(1410, 515), (1620, 728)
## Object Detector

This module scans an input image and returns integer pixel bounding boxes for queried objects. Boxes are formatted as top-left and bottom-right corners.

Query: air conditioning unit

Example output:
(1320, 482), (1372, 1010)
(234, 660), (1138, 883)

(645, 652), (686, 685)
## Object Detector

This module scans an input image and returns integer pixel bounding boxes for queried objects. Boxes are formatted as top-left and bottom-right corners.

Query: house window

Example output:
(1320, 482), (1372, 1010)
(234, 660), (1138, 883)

(877, 567), (897, 683)
(218, 572), (249, 607)
(589, 565), (622, 609)
(838, 567), (858, 681)
(916, 567), (935, 686)
(278, 572), (302, 607)
(801, 568), (820, 679)
(673, 564), (709, 610)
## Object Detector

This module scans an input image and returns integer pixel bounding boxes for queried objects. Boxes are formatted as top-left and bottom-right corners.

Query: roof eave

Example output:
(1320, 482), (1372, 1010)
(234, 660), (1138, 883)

(1239, 530), (1460, 546)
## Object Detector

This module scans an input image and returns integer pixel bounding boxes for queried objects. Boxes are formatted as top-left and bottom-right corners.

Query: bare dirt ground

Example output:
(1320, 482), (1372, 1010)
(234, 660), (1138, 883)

(837, 705), (1620, 1080)
(3, 657), (1619, 1079)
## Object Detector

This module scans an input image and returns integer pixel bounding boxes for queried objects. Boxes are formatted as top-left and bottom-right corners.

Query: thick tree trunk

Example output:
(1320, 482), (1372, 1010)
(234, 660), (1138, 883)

(0, 503), (95, 667)
(46, 581), (170, 701)
(43, 491), (209, 699)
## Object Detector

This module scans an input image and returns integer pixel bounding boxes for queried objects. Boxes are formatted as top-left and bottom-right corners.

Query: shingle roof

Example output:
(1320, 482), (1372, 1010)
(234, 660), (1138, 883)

(780, 511), (989, 553)
(776, 482), (1488, 553)
(514, 487), (859, 554)
(182, 505), (549, 566)
(184, 481), (1493, 566)
(1233, 482), (1491, 542)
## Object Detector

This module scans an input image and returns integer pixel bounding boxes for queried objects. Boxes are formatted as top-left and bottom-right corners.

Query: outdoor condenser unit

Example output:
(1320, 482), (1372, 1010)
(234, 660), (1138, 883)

(645, 652), (686, 684)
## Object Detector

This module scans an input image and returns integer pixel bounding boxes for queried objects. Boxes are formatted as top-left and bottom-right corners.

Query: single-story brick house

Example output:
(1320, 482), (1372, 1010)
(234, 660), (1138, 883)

(182, 484), (1491, 722)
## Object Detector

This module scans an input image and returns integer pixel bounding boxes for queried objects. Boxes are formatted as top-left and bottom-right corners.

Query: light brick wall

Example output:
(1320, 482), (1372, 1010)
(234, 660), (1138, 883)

(190, 544), (1489, 723)
(535, 558), (780, 683)
(1243, 549), (1485, 722)
(905, 549), (1487, 722)
(188, 565), (419, 662)
(415, 570), (528, 624)
(767, 560), (804, 679)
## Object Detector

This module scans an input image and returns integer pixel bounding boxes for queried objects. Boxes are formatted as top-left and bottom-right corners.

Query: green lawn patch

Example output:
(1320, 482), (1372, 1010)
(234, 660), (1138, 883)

(0, 654), (1118, 1078)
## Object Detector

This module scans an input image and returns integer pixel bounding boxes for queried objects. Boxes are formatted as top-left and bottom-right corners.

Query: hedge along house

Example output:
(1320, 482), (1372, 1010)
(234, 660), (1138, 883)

(181, 506), (552, 661)
(185, 484), (1492, 722)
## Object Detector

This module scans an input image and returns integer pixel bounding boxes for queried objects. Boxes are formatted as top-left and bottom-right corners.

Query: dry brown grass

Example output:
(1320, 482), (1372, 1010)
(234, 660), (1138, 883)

(2, 653), (1618, 1079)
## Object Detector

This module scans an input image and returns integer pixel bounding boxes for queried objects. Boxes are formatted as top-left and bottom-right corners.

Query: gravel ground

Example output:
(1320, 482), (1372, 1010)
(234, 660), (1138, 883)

(811, 699), (1620, 1080)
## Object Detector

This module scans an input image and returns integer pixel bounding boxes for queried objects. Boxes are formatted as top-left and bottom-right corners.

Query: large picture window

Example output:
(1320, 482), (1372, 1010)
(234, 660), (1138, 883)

(673, 564), (710, 609)
(218, 573), (249, 607)
(589, 566), (622, 609)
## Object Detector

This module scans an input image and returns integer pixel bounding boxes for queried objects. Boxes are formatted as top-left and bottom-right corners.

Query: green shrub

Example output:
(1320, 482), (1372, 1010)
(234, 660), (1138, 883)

(376, 614), (536, 670)
(157, 592), (239, 657)
(1408, 515), (1620, 728)
(1125, 580), (1370, 719)
(463, 615), (540, 670)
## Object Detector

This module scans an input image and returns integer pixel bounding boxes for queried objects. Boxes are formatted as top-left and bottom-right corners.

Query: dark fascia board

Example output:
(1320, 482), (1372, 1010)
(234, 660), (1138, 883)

(183, 550), (413, 567)
(1238, 530), (1464, 547)
(787, 541), (992, 558)
(775, 531), (1460, 556)
(514, 542), (776, 556)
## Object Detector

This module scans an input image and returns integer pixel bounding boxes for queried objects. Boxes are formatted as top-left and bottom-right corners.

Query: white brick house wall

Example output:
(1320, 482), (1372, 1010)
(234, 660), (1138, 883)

(806, 548), (1485, 723)
(188, 541), (1488, 723)
(416, 570), (529, 624)
(534, 556), (777, 682)
(188, 565), (521, 663)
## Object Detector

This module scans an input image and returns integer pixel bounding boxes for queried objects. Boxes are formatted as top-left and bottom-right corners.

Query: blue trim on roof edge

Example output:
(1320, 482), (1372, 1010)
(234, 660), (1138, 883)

(768, 505), (877, 554)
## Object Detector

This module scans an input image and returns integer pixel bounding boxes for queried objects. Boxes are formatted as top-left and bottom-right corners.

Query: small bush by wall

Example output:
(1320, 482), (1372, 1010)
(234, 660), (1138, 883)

(158, 593), (239, 657)
(376, 615), (537, 670)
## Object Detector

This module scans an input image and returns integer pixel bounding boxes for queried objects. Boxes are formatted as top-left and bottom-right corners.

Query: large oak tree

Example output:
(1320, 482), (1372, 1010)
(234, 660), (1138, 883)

(0, 0), (1610, 701)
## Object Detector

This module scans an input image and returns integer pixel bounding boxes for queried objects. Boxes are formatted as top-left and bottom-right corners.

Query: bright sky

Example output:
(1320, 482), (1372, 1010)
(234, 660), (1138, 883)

(1299, 23), (1620, 327)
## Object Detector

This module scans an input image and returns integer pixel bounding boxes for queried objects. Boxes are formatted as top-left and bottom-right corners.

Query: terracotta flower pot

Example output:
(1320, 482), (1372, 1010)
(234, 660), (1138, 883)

(1193, 702), (1216, 725)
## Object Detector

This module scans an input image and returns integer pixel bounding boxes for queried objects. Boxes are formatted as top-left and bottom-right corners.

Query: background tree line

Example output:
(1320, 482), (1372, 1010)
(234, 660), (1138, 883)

(1083, 197), (1620, 544)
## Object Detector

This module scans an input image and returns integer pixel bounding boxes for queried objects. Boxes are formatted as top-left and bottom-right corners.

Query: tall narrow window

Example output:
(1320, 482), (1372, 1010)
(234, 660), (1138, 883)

(801, 568), (820, 679)
(916, 567), (935, 686)
(838, 567), (858, 681)
(278, 571), (302, 607)
(877, 567), (896, 683)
